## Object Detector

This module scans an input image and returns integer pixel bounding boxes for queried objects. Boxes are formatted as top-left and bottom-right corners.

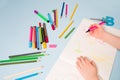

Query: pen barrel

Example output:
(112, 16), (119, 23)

(45, 36), (49, 43)
(43, 23), (49, 43)
(65, 4), (68, 17)
(34, 10), (49, 23)
(51, 24), (55, 30)
(89, 26), (97, 31)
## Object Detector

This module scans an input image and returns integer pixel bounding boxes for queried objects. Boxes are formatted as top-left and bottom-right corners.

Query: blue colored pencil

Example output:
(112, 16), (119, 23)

(60, 2), (65, 18)
(15, 72), (42, 80)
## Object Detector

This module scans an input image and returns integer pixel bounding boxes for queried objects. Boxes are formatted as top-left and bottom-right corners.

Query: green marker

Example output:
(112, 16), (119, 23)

(34, 10), (49, 23)
(64, 27), (75, 39)
(39, 27), (43, 43)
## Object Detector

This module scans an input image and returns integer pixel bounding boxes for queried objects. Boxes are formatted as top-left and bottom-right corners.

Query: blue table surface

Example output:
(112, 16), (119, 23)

(0, 0), (120, 80)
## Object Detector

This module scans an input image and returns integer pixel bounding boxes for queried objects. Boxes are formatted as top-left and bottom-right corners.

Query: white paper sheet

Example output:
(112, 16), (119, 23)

(46, 19), (120, 80)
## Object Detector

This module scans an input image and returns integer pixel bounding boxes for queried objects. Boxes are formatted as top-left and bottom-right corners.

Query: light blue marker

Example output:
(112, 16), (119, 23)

(48, 13), (53, 26)
(48, 13), (55, 30)
(36, 27), (41, 50)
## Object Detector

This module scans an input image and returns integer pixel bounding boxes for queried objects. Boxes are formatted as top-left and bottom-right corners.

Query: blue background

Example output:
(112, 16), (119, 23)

(0, 0), (120, 80)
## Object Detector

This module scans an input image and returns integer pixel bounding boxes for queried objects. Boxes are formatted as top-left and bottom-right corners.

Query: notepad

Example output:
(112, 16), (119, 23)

(46, 18), (120, 80)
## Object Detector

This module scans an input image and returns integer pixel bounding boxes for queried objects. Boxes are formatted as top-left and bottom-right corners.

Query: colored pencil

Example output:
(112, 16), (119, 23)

(60, 2), (65, 18)
(9, 51), (44, 58)
(53, 10), (56, 27)
(56, 9), (58, 27)
(65, 4), (68, 17)
(4, 66), (44, 79)
(9, 54), (49, 59)
(15, 72), (43, 80)
(0, 58), (38, 65)
(64, 27), (75, 39)
(70, 3), (78, 20)
(59, 20), (74, 38)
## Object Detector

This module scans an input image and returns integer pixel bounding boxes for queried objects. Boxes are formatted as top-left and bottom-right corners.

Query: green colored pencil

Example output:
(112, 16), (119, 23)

(0, 57), (38, 62)
(9, 54), (49, 59)
(9, 51), (45, 58)
(64, 27), (75, 39)
(0, 58), (38, 65)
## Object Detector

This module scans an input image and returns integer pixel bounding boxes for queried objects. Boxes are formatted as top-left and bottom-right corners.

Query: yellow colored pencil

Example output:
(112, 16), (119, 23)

(59, 20), (74, 38)
(56, 9), (58, 28)
(4, 66), (44, 79)
(70, 3), (78, 20)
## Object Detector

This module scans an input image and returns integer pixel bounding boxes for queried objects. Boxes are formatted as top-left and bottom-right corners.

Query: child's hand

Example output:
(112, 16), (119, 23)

(89, 24), (106, 40)
(76, 56), (99, 80)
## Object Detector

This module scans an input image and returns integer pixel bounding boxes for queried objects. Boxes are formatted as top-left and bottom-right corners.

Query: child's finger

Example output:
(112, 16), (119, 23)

(77, 56), (85, 67)
(91, 60), (97, 67)
(76, 62), (82, 73)
(79, 56), (86, 65)
(76, 61), (82, 69)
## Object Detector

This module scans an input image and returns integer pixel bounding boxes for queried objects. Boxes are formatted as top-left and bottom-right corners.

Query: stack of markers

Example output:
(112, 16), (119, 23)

(29, 22), (49, 50)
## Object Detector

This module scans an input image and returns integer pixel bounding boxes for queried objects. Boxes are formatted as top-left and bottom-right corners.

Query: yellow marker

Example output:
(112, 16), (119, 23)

(32, 42), (36, 49)
(70, 3), (78, 20)
(59, 20), (74, 38)
(42, 42), (47, 49)
(56, 9), (58, 28)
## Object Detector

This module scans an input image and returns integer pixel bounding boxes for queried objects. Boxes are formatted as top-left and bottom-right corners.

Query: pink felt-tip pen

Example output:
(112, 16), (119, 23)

(86, 26), (97, 33)
(86, 21), (105, 33)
